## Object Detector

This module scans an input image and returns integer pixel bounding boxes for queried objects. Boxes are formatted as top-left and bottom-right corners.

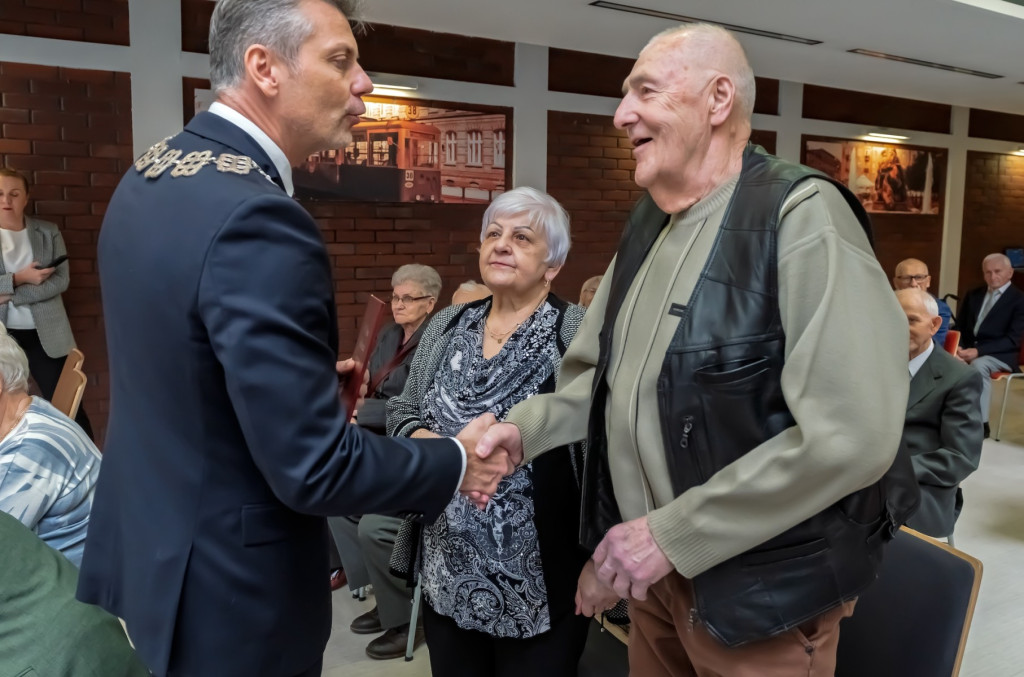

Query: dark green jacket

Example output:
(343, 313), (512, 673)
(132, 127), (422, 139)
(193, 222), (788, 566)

(0, 511), (149, 676)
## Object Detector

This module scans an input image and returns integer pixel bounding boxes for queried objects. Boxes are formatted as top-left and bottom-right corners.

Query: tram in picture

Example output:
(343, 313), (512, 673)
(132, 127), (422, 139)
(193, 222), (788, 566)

(295, 119), (442, 203)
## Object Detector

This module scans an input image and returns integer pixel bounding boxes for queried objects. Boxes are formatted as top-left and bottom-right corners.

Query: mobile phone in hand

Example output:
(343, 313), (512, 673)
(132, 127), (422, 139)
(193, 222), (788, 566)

(35, 255), (68, 269)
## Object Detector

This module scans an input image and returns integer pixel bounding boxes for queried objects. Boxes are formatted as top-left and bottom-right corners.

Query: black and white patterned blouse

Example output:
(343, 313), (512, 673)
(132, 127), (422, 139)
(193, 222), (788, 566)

(387, 294), (585, 638)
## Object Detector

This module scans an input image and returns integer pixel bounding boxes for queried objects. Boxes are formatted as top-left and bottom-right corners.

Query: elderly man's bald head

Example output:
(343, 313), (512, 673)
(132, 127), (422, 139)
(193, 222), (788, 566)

(643, 24), (756, 123)
(893, 258), (931, 290)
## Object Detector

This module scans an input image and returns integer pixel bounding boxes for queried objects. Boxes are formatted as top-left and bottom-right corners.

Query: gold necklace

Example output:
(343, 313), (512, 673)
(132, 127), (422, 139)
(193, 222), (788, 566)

(1, 397), (31, 440)
(485, 295), (547, 344)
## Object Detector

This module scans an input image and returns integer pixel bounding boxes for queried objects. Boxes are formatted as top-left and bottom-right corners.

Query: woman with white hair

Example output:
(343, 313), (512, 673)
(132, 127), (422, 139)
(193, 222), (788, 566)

(388, 187), (591, 674)
(354, 263), (441, 434)
(0, 328), (101, 567)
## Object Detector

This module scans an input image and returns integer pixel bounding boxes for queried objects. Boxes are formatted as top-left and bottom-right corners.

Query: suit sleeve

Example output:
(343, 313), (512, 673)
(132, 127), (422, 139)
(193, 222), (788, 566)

(976, 293), (1024, 359)
(197, 194), (462, 520)
(912, 368), (984, 489)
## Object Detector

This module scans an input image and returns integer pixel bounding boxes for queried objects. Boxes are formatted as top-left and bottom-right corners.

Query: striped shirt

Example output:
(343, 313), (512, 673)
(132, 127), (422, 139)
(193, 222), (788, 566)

(0, 396), (101, 567)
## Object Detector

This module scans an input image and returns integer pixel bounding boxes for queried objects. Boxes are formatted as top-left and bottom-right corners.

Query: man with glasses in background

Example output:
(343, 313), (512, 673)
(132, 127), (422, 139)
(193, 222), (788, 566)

(893, 258), (952, 347)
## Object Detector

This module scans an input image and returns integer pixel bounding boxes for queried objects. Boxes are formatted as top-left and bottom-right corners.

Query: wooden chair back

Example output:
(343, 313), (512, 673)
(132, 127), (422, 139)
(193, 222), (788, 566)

(51, 348), (87, 419)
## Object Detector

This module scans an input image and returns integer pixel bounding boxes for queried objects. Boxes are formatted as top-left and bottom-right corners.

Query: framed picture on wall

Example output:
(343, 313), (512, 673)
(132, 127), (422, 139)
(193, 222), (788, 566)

(801, 135), (946, 215)
(192, 87), (512, 205)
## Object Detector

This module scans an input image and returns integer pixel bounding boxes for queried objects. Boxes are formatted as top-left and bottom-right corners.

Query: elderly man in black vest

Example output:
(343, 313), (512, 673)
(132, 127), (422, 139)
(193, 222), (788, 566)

(476, 23), (916, 676)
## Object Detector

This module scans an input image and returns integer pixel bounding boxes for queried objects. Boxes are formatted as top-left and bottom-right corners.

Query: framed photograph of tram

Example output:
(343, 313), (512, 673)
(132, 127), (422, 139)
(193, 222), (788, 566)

(190, 86), (512, 205)
(296, 95), (512, 204)
(801, 135), (946, 215)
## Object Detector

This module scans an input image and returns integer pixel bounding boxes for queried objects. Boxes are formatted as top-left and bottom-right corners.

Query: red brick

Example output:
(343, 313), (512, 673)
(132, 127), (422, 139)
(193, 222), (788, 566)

(34, 200), (91, 215)
(3, 123), (60, 140)
(6, 155), (64, 171)
(3, 91), (60, 109)
(0, 108), (30, 125)
(23, 23), (82, 40)
(26, 0), (82, 10)
(1, 63), (60, 81)
(0, 138), (32, 153)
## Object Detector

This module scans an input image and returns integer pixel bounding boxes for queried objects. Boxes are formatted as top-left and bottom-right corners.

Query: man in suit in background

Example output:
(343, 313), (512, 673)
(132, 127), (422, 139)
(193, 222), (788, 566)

(0, 511), (149, 676)
(955, 253), (1024, 436)
(76, 1), (510, 675)
(897, 288), (983, 539)
(893, 257), (951, 347)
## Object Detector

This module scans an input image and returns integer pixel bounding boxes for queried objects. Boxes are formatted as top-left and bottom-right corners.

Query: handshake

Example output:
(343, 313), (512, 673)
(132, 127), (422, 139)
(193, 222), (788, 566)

(454, 414), (524, 508)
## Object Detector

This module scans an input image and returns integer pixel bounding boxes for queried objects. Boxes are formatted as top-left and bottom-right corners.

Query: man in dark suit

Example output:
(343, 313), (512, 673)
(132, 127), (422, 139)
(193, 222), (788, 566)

(955, 253), (1024, 436)
(76, 1), (510, 676)
(897, 289), (983, 539)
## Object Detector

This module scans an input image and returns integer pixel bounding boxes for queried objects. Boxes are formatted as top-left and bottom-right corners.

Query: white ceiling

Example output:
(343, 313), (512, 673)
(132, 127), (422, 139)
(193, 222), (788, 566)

(363, 0), (1024, 116)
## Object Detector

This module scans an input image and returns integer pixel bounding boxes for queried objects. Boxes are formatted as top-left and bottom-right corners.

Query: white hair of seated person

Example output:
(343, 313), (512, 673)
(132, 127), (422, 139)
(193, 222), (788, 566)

(452, 280), (492, 305)
(0, 331), (30, 394)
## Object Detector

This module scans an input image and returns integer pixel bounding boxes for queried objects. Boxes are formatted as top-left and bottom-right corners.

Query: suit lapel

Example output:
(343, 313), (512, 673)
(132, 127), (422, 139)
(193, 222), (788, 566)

(184, 112), (286, 192)
(25, 218), (47, 260)
(908, 349), (942, 410)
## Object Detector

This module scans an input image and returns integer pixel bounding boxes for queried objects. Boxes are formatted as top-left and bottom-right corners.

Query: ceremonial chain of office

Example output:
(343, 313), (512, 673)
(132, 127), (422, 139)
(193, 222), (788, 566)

(133, 138), (276, 185)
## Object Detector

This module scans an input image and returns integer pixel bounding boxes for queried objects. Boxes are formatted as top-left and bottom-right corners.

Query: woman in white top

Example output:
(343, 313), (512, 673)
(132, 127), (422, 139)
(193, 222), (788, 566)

(0, 168), (91, 438)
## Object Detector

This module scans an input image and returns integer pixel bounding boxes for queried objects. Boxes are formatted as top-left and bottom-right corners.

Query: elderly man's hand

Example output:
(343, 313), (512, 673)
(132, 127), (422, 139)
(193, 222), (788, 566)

(593, 516), (675, 601)
(456, 413), (514, 507)
(476, 421), (525, 467)
(575, 559), (621, 617)
(956, 347), (979, 363)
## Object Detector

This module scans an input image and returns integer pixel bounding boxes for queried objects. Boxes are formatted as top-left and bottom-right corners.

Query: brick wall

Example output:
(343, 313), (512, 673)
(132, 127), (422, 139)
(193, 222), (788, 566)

(958, 151), (1024, 300)
(546, 111), (638, 300)
(306, 201), (487, 354)
(0, 61), (134, 446)
(0, 0), (129, 45)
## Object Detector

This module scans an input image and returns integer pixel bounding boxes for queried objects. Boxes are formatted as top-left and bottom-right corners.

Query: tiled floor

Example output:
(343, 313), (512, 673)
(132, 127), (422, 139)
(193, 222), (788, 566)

(323, 381), (1024, 676)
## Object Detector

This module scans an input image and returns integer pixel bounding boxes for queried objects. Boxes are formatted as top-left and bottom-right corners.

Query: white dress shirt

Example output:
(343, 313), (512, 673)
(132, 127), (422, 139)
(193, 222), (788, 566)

(208, 102), (294, 196)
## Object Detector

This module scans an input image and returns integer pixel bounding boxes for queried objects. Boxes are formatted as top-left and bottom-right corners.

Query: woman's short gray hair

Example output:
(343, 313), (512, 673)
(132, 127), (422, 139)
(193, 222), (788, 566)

(480, 187), (571, 267)
(209, 0), (362, 93)
(392, 264), (442, 298)
(0, 330), (30, 393)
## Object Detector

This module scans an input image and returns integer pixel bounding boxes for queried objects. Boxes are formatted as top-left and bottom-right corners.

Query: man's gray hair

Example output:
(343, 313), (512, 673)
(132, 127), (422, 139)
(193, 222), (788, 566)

(480, 187), (572, 267)
(898, 288), (939, 318)
(392, 264), (442, 299)
(648, 23), (756, 122)
(0, 329), (30, 393)
(983, 252), (1012, 268)
(209, 0), (362, 93)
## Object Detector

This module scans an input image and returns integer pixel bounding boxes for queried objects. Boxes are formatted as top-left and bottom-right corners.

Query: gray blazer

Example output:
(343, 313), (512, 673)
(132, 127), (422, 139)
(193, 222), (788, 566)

(0, 216), (75, 358)
(902, 347), (984, 538)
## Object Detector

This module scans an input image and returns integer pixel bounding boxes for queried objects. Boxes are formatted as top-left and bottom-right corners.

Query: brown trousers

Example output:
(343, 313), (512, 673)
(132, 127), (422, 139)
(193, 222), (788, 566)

(629, 572), (856, 677)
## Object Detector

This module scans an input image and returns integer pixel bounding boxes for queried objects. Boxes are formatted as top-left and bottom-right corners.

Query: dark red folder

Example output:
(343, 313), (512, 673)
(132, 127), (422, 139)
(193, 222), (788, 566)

(339, 295), (388, 418)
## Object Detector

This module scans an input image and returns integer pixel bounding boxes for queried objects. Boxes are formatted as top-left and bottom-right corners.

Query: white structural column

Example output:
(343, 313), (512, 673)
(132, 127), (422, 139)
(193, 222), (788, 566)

(774, 79), (805, 164)
(939, 106), (970, 303)
(512, 42), (549, 191)
(128, 0), (185, 156)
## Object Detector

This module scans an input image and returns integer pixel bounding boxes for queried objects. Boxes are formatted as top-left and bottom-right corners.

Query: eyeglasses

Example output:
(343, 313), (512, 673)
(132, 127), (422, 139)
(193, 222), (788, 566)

(896, 274), (930, 283)
(391, 294), (433, 305)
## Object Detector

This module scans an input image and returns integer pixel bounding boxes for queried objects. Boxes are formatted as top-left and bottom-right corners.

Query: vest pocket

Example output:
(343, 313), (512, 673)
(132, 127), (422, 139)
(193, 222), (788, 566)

(693, 357), (774, 469)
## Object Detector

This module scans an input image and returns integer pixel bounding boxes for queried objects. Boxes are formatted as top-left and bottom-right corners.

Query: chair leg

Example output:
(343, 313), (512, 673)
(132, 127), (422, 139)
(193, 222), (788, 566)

(995, 375), (1016, 442)
(947, 533), (955, 548)
(405, 578), (422, 662)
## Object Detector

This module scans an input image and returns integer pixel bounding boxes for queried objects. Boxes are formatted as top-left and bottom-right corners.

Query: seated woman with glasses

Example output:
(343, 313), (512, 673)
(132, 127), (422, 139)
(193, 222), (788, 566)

(328, 264), (441, 655)
(388, 187), (595, 675)
(354, 264), (441, 434)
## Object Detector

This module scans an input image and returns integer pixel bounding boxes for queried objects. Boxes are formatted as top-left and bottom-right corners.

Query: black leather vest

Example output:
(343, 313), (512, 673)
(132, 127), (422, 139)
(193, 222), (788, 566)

(580, 145), (920, 646)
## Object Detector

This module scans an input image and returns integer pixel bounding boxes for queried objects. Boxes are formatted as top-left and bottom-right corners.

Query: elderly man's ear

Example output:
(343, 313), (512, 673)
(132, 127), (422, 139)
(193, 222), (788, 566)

(709, 76), (735, 125)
